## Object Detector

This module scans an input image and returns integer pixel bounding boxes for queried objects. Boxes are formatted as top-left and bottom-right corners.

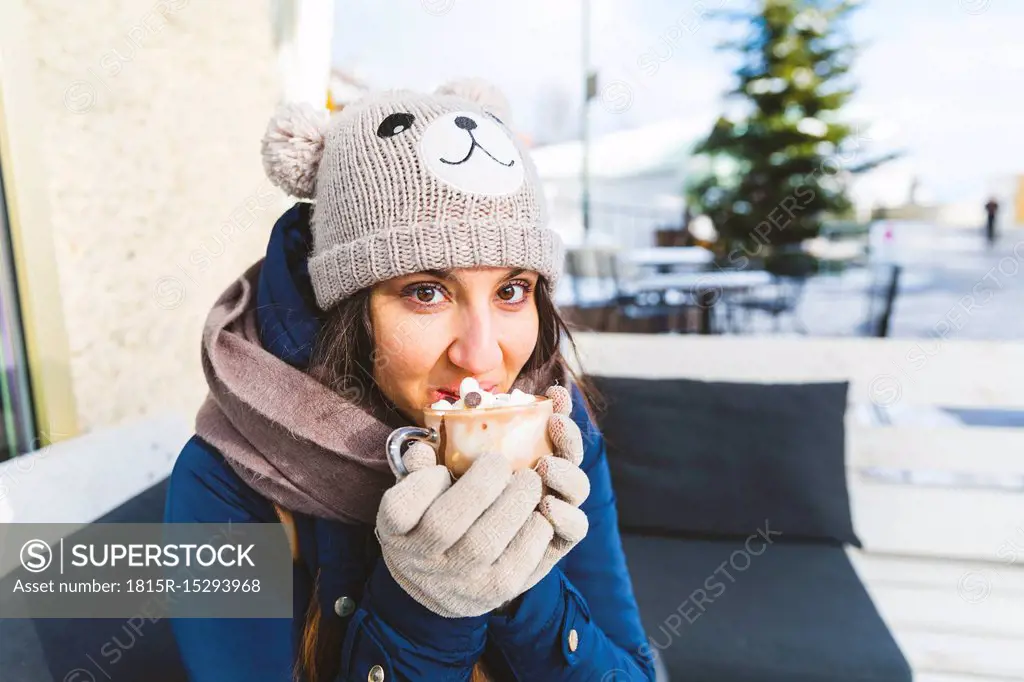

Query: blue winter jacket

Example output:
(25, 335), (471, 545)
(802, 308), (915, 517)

(164, 204), (655, 681)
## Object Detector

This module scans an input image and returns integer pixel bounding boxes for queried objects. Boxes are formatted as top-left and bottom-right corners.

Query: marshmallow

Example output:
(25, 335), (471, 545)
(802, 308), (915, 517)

(508, 389), (536, 406)
(459, 377), (481, 399)
(430, 379), (538, 411)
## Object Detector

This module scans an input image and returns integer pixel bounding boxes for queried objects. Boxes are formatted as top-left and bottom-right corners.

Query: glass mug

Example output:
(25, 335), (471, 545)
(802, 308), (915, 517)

(386, 396), (555, 480)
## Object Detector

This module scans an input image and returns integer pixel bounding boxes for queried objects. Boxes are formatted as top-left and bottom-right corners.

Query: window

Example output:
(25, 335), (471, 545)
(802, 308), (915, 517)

(0, 146), (35, 461)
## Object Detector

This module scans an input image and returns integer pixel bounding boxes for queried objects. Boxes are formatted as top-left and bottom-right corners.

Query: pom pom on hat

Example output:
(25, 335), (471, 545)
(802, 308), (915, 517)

(435, 77), (512, 124)
(260, 102), (329, 198)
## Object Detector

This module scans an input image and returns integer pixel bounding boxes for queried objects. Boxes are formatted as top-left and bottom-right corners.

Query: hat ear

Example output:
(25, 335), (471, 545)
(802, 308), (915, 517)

(435, 77), (512, 124)
(260, 102), (328, 198)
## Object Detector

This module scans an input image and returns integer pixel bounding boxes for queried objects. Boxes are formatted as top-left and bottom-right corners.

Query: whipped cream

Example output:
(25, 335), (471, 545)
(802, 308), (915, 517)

(430, 377), (536, 411)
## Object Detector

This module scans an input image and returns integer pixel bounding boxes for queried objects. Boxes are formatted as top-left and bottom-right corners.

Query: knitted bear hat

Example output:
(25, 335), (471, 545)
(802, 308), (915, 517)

(260, 78), (564, 311)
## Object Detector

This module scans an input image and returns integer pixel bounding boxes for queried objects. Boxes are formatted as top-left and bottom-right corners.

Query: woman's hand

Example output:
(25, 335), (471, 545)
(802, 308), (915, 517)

(374, 385), (590, 619)
(376, 443), (554, 618)
(520, 384), (591, 592)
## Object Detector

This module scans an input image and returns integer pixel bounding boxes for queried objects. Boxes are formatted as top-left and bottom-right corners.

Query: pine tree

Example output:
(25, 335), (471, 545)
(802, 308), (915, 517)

(687, 0), (895, 258)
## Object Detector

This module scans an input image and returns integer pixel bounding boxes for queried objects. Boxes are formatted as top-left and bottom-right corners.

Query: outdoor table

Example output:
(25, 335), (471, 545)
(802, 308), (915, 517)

(626, 269), (773, 293)
(623, 270), (774, 333)
(619, 247), (714, 272)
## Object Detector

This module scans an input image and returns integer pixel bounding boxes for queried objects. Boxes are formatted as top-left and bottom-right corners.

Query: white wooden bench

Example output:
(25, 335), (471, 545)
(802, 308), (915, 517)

(571, 332), (1024, 682)
(0, 413), (189, 524)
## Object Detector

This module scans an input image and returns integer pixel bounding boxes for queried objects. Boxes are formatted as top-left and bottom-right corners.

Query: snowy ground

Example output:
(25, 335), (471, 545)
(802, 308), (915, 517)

(558, 222), (1024, 341)
(717, 222), (1024, 341)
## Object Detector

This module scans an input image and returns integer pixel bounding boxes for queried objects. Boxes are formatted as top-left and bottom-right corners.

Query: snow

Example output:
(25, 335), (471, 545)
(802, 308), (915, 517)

(528, 118), (705, 180)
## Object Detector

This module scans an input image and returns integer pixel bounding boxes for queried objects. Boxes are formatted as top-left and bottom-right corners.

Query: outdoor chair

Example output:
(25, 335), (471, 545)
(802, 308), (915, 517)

(563, 247), (621, 331)
(722, 250), (817, 334)
(723, 276), (809, 333)
(859, 263), (902, 338)
(608, 252), (688, 333)
(564, 246), (685, 334)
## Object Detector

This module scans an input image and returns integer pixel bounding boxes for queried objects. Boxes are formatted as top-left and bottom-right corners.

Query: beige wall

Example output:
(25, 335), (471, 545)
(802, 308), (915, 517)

(3, 0), (291, 434)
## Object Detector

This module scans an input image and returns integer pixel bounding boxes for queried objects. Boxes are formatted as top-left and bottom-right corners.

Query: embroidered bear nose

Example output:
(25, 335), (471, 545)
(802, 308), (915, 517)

(454, 116), (477, 131)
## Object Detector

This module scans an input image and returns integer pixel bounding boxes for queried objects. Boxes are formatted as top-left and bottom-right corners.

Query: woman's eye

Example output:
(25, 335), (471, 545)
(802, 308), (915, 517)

(411, 285), (445, 305)
(497, 282), (529, 304)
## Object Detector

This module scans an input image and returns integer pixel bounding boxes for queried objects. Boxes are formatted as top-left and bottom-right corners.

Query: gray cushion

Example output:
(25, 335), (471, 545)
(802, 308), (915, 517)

(623, 534), (911, 682)
(592, 375), (861, 547)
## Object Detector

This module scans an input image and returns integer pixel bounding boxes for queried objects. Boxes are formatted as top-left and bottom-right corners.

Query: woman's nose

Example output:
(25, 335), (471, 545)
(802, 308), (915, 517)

(447, 311), (502, 376)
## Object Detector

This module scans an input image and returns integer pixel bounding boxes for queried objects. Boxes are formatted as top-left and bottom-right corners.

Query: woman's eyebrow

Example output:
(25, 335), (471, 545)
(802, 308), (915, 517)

(419, 268), (528, 282)
(422, 268), (456, 281)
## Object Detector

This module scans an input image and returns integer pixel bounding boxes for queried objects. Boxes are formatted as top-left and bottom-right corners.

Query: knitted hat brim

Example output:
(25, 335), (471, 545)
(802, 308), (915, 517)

(308, 221), (565, 310)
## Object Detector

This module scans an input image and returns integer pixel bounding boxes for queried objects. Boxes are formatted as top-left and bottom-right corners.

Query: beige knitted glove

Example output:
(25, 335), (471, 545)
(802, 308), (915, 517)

(374, 385), (590, 619)
(376, 446), (549, 618)
(519, 384), (590, 592)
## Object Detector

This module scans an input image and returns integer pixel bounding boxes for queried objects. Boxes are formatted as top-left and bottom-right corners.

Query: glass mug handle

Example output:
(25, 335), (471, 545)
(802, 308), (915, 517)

(386, 426), (440, 480)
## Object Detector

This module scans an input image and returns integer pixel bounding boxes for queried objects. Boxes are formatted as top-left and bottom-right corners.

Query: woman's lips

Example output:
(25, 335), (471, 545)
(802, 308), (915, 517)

(431, 389), (458, 403)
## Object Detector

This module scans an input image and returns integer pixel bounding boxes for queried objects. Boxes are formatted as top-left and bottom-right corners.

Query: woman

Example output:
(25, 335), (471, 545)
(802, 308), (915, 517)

(165, 79), (655, 681)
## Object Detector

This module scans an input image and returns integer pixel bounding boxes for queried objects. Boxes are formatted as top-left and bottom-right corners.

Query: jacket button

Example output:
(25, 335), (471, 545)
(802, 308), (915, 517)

(568, 628), (579, 652)
(368, 664), (385, 682)
(334, 596), (356, 618)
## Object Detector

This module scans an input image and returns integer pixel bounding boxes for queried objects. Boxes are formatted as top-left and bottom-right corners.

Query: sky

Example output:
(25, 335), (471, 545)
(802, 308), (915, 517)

(331, 0), (1024, 209)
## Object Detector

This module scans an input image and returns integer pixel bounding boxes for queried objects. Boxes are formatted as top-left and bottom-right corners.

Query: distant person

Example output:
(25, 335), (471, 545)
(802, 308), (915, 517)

(985, 197), (1000, 246)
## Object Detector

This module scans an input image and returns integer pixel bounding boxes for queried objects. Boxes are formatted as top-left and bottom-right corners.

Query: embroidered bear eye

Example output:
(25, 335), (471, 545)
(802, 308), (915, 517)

(485, 111), (504, 126)
(377, 113), (415, 139)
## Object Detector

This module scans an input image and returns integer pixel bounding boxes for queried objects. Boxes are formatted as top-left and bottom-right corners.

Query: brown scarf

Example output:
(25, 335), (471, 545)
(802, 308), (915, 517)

(194, 260), (565, 526)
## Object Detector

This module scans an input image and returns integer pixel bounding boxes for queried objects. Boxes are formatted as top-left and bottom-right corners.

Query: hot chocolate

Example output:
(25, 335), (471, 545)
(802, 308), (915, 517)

(386, 379), (554, 479)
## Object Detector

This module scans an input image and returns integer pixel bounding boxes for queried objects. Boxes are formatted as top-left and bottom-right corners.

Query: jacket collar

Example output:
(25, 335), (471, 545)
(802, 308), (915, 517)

(255, 202), (322, 370)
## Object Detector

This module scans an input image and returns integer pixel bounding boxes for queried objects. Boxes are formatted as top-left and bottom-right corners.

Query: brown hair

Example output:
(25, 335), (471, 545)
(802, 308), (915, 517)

(291, 277), (599, 682)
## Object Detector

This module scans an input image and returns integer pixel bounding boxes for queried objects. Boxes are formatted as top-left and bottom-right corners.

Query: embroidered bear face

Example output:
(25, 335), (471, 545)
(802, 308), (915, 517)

(377, 108), (525, 197)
